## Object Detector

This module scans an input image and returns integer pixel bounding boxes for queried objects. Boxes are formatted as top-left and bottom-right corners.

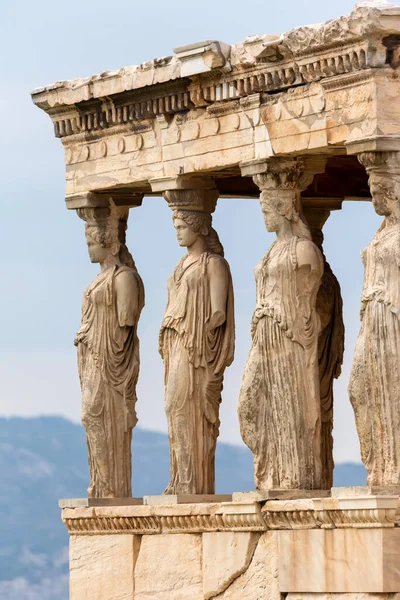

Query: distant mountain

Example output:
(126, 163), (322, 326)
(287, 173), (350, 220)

(0, 416), (367, 600)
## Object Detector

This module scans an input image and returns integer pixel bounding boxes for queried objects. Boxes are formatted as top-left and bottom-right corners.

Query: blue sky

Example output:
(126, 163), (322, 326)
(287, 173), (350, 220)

(1, 0), (395, 462)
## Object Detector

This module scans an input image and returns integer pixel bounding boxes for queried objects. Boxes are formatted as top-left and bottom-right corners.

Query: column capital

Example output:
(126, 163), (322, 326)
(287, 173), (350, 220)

(357, 150), (400, 174)
(356, 150), (400, 217)
(346, 136), (400, 156)
(74, 204), (133, 255)
(150, 176), (219, 213)
(240, 156), (326, 193)
(65, 190), (144, 210)
(149, 176), (217, 193)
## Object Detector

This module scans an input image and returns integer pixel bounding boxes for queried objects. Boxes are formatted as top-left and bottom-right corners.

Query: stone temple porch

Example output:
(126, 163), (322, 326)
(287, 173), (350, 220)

(32, 1), (400, 598)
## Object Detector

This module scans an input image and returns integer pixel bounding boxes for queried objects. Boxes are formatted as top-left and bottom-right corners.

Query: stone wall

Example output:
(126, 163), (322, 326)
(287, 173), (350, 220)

(63, 492), (400, 600)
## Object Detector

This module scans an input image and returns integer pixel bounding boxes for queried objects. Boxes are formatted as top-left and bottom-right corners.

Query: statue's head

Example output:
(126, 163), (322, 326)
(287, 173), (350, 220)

(261, 194), (289, 232)
(77, 205), (135, 268)
(261, 190), (311, 240)
(358, 152), (400, 220)
(172, 210), (224, 256)
(85, 229), (117, 264)
(78, 207), (119, 264)
(368, 172), (400, 217)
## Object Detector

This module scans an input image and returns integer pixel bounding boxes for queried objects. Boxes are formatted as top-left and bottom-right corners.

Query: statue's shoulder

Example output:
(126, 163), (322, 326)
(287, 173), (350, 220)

(206, 253), (232, 279)
(295, 238), (323, 271)
(207, 252), (230, 268)
(114, 265), (138, 278)
(114, 265), (141, 290)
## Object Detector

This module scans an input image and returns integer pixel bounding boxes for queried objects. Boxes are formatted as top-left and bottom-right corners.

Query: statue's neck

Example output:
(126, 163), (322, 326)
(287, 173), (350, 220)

(100, 256), (121, 272)
(275, 219), (293, 242)
(385, 211), (400, 228)
(187, 236), (208, 258)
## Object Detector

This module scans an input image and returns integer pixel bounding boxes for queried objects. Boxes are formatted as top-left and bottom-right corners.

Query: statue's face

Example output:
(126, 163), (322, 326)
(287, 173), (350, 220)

(174, 218), (198, 248)
(262, 202), (285, 233)
(369, 174), (397, 217)
(85, 233), (109, 263)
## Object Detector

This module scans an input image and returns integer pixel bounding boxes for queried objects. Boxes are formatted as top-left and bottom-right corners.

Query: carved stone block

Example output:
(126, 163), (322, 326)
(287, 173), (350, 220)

(70, 534), (140, 600)
(279, 528), (400, 593)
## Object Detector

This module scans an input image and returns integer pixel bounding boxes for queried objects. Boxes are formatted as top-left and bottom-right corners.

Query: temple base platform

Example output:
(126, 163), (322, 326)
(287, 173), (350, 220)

(60, 488), (400, 600)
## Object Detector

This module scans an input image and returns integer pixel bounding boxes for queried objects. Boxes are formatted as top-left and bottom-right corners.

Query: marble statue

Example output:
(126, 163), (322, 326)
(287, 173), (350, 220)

(159, 209), (235, 495)
(75, 205), (144, 498)
(349, 151), (400, 486)
(305, 208), (345, 490)
(238, 172), (324, 490)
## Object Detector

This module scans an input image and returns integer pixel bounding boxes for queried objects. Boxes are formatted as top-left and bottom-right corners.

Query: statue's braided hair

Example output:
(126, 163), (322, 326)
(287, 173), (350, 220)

(173, 210), (224, 256)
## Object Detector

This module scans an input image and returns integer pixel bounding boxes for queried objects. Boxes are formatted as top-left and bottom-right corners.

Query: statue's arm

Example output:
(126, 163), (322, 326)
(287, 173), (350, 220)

(208, 258), (229, 331)
(295, 240), (323, 318)
(114, 270), (140, 327)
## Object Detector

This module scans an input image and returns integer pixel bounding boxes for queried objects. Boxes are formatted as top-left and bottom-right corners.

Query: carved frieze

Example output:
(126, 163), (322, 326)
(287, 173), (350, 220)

(61, 496), (400, 535)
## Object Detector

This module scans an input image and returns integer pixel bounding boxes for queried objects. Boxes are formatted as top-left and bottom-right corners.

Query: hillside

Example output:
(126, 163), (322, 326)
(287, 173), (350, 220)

(0, 416), (367, 599)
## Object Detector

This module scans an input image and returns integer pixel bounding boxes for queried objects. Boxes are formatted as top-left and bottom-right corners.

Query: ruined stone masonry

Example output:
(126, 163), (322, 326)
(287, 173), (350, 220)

(32, 1), (400, 598)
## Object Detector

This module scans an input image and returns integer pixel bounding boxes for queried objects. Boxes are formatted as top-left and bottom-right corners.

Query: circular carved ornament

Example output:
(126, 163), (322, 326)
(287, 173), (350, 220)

(212, 118), (220, 134)
(188, 122), (200, 140)
(135, 134), (144, 151)
(100, 141), (107, 158)
(83, 145), (90, 161)
(118, 138), (126, 154)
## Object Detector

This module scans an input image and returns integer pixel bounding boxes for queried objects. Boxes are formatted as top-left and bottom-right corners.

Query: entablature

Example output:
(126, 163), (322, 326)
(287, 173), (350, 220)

(31, 2), (400, 205)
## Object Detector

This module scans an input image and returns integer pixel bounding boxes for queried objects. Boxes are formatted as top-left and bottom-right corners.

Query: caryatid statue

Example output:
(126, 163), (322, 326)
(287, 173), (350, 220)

(238, 159), (324, 490)
(349, 151), (400, 486)
(159, 187), (235, 495)
(303, 206), (345, 490)
(75, 204), (144, 498)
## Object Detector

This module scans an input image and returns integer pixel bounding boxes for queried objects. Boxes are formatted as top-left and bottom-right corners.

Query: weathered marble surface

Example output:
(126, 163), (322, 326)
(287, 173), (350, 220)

(304, 207), (345, 490)
(75, 205), (144, 498)
(160, 189), (235, 495)
(279, 528), (400, 593)
(70, 534), (140, 600)
(238, 159), (324, 490)
(31, 4), (400, 198)
(349, 151), (400, 486)
(202, 532), (259, 599)
(64, 494), (400, 599)
(134, 534), (203, 600)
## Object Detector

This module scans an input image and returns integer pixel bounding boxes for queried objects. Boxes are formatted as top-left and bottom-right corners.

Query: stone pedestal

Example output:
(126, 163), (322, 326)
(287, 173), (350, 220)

(61, 490), (400, 600)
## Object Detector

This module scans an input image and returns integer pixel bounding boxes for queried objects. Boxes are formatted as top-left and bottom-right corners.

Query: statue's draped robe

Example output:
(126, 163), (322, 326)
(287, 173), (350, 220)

(75, 265), (144, 498)
(349, 223), (400, 485)
(159, 252), (235, 495)
(317, 259), (344, 489)
(238, 237), (323, 490)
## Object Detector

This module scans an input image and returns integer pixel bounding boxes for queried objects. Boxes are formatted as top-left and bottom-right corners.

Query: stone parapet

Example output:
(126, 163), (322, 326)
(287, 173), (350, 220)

(63, 492), (400, 599)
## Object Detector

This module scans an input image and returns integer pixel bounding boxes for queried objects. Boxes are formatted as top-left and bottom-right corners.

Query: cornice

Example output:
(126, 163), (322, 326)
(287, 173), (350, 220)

(31, 4), (400, 141)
